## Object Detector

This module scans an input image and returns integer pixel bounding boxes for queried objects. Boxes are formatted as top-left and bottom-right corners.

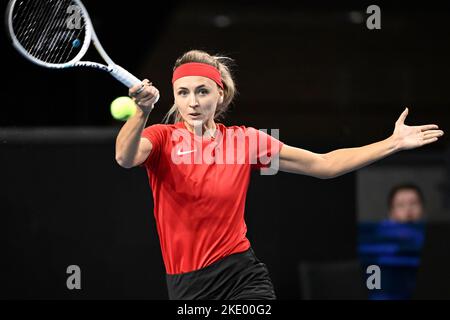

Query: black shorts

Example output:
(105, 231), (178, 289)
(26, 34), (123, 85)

(166, 247), (277, 300)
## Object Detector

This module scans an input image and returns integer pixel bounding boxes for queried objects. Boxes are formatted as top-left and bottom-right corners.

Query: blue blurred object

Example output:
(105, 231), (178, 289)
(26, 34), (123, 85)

(358, 221), (425, 300)
(72, 39), (81, 48)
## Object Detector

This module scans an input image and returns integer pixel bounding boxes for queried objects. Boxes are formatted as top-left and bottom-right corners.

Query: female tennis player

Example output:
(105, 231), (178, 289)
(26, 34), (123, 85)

(115, 50), (444, 300)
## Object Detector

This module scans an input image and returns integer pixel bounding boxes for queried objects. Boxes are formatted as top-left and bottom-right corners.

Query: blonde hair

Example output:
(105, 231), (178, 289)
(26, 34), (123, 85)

(162, 50), (238, 124)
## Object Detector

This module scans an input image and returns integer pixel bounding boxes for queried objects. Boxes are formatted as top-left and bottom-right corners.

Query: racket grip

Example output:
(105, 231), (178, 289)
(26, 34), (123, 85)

(110, 65), (142, 88)
(110, 65), (160, 104)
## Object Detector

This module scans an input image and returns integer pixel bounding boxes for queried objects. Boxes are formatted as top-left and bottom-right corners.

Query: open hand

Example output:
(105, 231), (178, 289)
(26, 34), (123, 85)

(392, 108), (444, 151)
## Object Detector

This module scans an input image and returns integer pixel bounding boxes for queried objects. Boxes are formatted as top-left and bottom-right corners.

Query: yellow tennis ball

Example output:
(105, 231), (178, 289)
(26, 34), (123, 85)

(110, 96), (137, 121)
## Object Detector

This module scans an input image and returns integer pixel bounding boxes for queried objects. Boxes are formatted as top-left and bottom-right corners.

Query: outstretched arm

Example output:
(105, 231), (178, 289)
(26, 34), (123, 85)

(279, 108), (444, 179)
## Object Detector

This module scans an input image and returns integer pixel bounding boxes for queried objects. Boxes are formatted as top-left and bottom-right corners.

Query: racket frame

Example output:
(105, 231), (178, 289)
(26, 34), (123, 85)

(6, 0), (151, 91)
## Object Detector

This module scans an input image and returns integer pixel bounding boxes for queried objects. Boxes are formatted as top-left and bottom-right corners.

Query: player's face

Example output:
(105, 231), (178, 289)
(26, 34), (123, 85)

(173, 76), (223, 128)
(389, 189), (424, 222)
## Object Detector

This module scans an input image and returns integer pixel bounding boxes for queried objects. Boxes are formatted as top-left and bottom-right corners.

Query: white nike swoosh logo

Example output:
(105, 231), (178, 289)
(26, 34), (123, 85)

(177, 149), (197, 155)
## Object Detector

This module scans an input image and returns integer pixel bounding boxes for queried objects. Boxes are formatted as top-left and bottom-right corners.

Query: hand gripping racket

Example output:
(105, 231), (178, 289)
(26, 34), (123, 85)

(6, 0), (159, 102)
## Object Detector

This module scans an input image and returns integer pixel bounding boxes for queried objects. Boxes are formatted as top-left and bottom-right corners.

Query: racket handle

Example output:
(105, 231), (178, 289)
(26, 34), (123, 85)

(110, 65), (142, 88)
(110, 65), (160, 104)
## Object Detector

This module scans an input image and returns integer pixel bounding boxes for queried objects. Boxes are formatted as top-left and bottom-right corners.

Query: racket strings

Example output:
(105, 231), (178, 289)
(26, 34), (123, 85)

(16, 0), (60, 55)
(39, 0), (71, 61)
(58, 19), (86, 64)
(50, 2), (85, 64)
(11, 0), (87, 65)
(29, 0), (65, 59)
(33, 0), (74, 61)
(15, 0), (42, 42)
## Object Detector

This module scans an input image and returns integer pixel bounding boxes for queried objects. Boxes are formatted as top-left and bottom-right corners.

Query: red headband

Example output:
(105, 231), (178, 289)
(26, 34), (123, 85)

(172, 62), (224, 89)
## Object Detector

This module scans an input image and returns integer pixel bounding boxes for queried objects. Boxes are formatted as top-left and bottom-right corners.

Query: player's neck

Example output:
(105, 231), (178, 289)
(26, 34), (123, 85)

(183, 119), (216, 138)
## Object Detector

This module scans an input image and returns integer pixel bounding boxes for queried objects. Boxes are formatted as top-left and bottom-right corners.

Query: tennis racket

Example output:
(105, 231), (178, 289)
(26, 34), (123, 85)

(6, 0), (159, 102)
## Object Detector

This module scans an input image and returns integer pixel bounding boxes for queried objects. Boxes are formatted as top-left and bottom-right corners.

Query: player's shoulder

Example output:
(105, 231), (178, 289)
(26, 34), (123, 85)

(217, 123), (263, 139)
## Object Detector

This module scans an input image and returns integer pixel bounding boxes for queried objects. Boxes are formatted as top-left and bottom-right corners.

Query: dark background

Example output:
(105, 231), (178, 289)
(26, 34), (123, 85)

(1, 0), (449, 299)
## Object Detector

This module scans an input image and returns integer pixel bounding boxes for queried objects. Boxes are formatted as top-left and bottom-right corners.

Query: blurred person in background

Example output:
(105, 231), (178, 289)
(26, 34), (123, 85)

(388, 183), (425, 223)
(358, 183), (427, 300)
